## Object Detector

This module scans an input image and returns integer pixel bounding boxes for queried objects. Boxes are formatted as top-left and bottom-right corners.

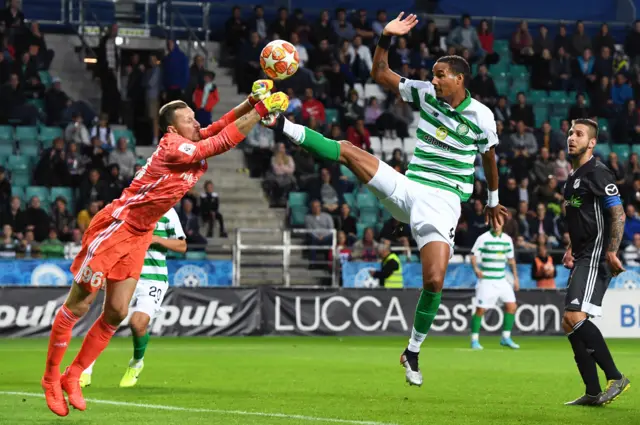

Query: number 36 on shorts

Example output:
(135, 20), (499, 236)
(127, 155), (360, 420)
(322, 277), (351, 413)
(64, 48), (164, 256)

(80, 266), (106, 289)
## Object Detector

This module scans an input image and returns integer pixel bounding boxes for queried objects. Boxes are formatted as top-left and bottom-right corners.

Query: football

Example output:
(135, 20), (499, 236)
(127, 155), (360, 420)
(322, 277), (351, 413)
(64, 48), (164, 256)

(260, 39), (299, 80)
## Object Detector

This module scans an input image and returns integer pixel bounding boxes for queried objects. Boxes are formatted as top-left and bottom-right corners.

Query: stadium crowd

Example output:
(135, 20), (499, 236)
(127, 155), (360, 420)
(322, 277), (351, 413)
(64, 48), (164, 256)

(227, 6), (640, 274)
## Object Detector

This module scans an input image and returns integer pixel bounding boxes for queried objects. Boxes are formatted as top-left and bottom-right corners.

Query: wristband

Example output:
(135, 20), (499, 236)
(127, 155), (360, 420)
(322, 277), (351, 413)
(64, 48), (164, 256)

(254, 100), (269, 119)
(487, 190), (499, 208)
(247, 95), (258, 106)
(377, 34), (392, 50)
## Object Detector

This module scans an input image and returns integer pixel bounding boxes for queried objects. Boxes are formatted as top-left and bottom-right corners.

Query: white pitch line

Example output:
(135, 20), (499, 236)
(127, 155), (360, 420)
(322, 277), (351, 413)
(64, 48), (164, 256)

(0, 391), (397, 425)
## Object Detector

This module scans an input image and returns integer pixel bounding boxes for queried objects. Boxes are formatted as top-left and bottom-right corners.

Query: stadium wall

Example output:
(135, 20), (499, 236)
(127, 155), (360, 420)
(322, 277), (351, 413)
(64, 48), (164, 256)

(1, 287), (638, 338)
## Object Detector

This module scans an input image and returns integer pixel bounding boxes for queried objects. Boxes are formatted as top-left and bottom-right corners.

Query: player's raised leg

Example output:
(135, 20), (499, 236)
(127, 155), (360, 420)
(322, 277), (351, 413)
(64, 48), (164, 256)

(61, 277), (138, 410)
(42, 282), (98, 416)
(119, 312), (151, 388)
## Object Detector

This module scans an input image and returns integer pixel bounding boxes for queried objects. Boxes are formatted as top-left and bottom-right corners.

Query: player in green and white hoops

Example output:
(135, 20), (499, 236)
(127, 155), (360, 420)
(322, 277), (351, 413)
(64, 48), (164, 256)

(265, 12), (508, 387)
(469, 222), (520, 350)
(79, 208), (186, 388)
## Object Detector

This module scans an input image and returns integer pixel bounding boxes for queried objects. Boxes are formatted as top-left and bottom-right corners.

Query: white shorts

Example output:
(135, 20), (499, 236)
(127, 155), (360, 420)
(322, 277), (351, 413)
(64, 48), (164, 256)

(367, 161), (461, 254)
(130, 279), (168, 319)
(475, 279), (516, 309)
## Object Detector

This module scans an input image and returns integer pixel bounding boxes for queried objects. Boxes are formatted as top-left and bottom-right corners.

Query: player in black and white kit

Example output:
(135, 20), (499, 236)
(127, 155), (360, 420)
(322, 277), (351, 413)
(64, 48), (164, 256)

(562, 119), (630, 406)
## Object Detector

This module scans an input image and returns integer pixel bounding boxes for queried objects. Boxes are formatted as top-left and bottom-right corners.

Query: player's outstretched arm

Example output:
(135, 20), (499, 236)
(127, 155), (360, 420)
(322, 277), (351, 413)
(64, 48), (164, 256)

(480, 147), (508, 228)
(371, 12), (418, 93)
(151, 235), (187, 253)
(200, 80), (274, 138)
(166, 92), (289, 164)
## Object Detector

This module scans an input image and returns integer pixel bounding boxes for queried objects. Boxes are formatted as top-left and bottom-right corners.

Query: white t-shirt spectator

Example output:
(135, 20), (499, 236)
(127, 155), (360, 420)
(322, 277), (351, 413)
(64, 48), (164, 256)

(294, 43), (309, 68)
(91, 125), (116, 148)
(64, 240), (82, 260)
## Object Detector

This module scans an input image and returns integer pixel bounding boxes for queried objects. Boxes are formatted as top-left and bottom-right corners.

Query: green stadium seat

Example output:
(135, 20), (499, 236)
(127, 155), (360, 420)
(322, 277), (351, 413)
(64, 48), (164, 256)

(358, 212), (378, 228)
(493, 40), (510, 54)
(15, 126), (39, 142)
(529, 90), (549, 104)
(11, 185), (25, 201)
(112, 128), (136, 151)
(288, 191), (309, 208)
(25, 186), (50, 203)
(381, 208), (392, 221)
(551, 104), (570, 117)
(343, 192), (356, 209)
(489, 62), (509, 78)
(534, 111), (548, 128)
(185, 251), (207, 260)
(549, 116), (563, 130)
(471, 63), (478, 76)
(6, 155), (30, 171)
(10, 171), (30, 188)
(39, 126), (63, 143)
(549, 90), (571, 104)
(632, 144), (640, 156)
(50, 187), (74, 205)
(19, 140), (40, 157)
(325, 108), (339, 124)
(0, 125), (13, 142)
(598, 118), (609, 133)
(340, 164), (357, 183)
(494, 79), (509, 96)
(289, 207), (308, 227)
(356, 222), (368, 239)
(0, 144), (13, 156)
(27, 98), (45, 112)
(611, 144), (630, 162)
(511, 80), (529, 95)
(38, 71), (52, 88)
(356, 192), (377, 214)
(510, 65), (529, 79)
(594, 143), (611, 158)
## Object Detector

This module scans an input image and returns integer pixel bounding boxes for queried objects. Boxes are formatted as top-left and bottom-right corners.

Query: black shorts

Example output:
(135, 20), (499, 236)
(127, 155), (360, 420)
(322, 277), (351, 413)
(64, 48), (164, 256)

(565, 260), (611, 317)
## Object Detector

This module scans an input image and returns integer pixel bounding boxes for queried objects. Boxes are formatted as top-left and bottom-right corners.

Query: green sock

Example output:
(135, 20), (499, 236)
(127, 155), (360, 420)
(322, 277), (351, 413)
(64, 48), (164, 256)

(132, 332), (149, 361)
(503, 313), (515, 332)
(299, 127), (341, 161)
(470, 314), (482, 334)
(413, 290), (442, 334)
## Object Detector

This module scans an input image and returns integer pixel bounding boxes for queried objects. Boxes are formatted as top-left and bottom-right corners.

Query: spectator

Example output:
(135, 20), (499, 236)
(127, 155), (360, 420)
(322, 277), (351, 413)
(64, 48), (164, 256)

(533, 25), (554, 55)
(626, 153), (640, 186)
(90, 113), (116, 149)
(571, 20), (592, 56)
(244, 121), (274, 178)
(64, 112), (90, 147)
(44, 77), (71, 126)
(0, 50), (10, 85)
(536, 121), (564, 154)
(187, 54), (206, 98)
(0, 224), (18, 258)
(352, 8), (374, 45)
(476, 19), (499, 65)
(502, 177), (520, 210)
(551, 46), (572, 91)
(24, 196), (49, 241)
(40, 228), (64, 259)
(625, 20), (640, 66)
(108, 137), (136, 181)
(511, 92), (535, 128)
(143, 53), (162, 144)
(348, 35), (373, 84)
(1, 0), (24, 33)
(302, 87), (326, 124)
(121, 57), (144, 130)
(346, 119), (371, 151)
(27, 21), (53, 69)
(518, 177), (530, 206)
(97, 24), (120, 123)
(77, 168), (106, 212)
(24, 74), (44, 101)
(411, 42), (436, 73)
(447, 14), (483, 62)
(200, 180), (226, 238)
(510, 120), (537, 156)
(379, 217), (412, 248)
(371, 9), (388, 44)
(591, 75), (612, 116)
(593, 23), (615, 57)
(311, 69), (330, 104)
(614, 98), (640, 142)
(311, 11), (337, 47)
(536, 175), (564, 205)
(470, 64), (498, 104)
(568, 93), (590, 122)
(64, 228), (83, 260)
(328, 230), (352, 275)
(387, 148), (406, 174)
(554, 149), (571, 185)
(352, 227), (379, 262)
(14, 51), (38, 84)
(76, 201), (99, 232)
(364, 97), (383, 127)
(337, 203), (357, 245)
(17, 229), (39, 258)
(531, 48), (553, 90)
(87, 137), (108, 173)
(313, 167), (341, 215)
(290, 32), (308, 69)
(528, 202), (555, 241)
(248, 5), (267, 41)
(575, 48), (596, 92)
(51, 196), (74, 241)
(270, 7), (292, 40)
(611, 73), (634, 107)
(608, 152), (627, 187)
(224, 6), (247, 55)
(304, 199), (335, 264)
(332, 8), (356, 42)
(516, 200), (532, 241)
(179, 198), (207, 248)
(264, 143), (296, 207)
(625, 204), (640, 241)
(0, 166), (9, 208)
(0, 72), (38, 125)
(191, 70), (219, 127)
(386, 93), (413, 138)
(531, 242), (556, 288)
(290, 9), (311, 42)
(65, 142), (88, 188)
(103, 163), (125, 204)
(340, 89), (364, 128)
(510, 20), (534, 64)
(594, 46), (614, 80)
(553, 24), (570, 55)
(1, 196), (24, 235)
(466, 199), (489, 244)
(326, 61), (346, 102)
(163, 40), (189, 102)
(494, 96), (513, 130)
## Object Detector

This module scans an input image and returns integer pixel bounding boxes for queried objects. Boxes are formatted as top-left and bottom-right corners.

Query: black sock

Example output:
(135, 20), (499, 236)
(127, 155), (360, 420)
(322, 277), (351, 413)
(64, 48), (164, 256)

(568, 331), (602, 396)
(574, 320), (623, 381)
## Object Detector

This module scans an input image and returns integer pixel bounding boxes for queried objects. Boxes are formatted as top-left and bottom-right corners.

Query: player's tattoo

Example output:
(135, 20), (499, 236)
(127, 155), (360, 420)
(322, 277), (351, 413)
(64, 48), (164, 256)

(607, 204), (625, 252)
(234, 111), (261, 136)
(375, 60), (388, 71)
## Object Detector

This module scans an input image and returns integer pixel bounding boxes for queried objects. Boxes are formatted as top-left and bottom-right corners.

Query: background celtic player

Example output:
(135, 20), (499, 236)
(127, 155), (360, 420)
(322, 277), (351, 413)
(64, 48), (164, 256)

(268, 12), (508, 387)
(80, 208), (186, 388)
(469, 222), (520, 350)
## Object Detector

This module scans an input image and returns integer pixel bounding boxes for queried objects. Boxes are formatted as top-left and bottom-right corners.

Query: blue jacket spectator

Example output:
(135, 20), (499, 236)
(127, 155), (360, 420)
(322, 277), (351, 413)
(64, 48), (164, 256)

(611, 73), (633, 106)
(576, 50), (595, 76)
(163, 40), (189, 93)
(624, 204), (640, 241)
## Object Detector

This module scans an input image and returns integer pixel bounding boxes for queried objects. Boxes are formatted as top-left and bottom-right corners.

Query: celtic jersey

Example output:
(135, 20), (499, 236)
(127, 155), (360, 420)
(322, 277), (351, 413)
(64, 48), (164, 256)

(139, 208), (186, 284)
(398, 78), (498, 201)
(471, 231), (514, 280)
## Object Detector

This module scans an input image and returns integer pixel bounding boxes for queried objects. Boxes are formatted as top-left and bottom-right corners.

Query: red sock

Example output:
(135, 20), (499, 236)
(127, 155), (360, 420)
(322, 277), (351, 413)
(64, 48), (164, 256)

(66, 314), (117, 380)
(44, 305), (79, 381)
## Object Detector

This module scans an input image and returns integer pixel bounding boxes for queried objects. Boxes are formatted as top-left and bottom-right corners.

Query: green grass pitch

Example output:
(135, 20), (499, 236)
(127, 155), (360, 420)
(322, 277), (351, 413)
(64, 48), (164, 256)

(0, 336), (637, 424)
